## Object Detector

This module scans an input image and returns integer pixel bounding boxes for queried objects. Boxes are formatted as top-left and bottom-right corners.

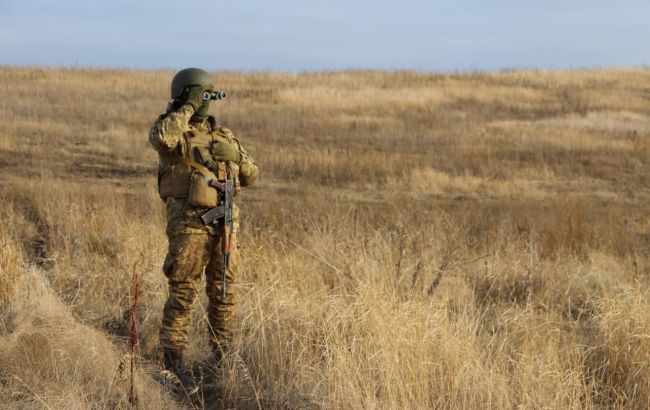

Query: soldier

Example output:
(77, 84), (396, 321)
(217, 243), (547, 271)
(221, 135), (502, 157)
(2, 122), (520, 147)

(148, 68), (258, 384)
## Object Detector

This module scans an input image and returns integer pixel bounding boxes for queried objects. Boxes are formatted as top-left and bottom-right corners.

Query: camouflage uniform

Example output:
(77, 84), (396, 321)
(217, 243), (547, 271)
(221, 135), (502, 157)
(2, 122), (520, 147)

(149, 104), (258, 352)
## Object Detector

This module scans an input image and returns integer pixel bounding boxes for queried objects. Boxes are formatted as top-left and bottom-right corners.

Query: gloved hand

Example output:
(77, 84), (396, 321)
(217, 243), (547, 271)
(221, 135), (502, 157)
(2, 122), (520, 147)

(183, 85), (210, 111)
(210, 142), (242, 163)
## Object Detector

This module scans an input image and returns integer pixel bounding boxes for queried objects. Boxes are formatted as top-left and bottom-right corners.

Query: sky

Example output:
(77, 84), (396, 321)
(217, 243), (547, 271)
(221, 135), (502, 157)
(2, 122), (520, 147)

(0, 0), (648, 72)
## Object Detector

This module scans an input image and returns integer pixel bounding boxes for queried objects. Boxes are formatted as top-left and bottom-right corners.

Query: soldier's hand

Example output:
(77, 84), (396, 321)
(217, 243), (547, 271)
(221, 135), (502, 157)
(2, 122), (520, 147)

(210, 142), (242, 163)
(184, 85), (210, 111)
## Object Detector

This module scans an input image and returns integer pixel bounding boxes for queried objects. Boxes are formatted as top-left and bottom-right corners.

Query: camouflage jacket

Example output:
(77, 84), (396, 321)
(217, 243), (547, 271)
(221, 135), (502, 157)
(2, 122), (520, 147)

(149, 104), (258, 236)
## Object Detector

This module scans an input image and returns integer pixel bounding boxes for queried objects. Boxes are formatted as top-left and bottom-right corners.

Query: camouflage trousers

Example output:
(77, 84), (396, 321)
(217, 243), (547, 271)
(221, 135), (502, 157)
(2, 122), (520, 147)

(159, 230), (239, 352)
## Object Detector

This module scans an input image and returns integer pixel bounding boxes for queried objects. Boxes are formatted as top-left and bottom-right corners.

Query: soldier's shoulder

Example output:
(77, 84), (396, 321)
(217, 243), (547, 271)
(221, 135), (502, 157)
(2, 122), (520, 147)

(214, 126), (244, 146)
(214, 126), (235, 138)
(153, 112), (168, 124)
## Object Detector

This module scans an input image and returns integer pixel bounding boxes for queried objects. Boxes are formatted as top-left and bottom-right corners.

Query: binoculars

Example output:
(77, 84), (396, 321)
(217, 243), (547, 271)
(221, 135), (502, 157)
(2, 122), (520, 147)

(203, 90), (227, 101)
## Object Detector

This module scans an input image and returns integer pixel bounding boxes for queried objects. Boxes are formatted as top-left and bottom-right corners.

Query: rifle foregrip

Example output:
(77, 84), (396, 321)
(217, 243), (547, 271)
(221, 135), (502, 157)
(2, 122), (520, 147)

(222, 226), (232, 251)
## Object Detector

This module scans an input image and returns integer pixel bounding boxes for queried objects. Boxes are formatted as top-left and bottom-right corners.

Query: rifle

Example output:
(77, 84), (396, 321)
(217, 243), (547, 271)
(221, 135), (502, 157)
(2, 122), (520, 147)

(201, 179), (234, 302)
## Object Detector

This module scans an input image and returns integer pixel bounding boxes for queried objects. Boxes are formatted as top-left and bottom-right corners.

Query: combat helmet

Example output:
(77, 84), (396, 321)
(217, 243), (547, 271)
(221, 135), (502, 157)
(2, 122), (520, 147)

(171, 67), (213, 99)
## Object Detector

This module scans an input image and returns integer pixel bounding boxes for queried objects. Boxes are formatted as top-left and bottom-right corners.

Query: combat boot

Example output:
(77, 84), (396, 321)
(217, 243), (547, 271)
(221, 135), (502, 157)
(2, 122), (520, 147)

(201, 347), (226, 385)
(162, 348), (196, 390)
(198, 348), (228, 405)
(212, 347), (226, 367)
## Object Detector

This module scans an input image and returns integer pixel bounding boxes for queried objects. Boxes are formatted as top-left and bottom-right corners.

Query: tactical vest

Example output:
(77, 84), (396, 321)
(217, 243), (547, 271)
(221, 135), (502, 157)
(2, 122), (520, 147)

(158, 129), (231, 200)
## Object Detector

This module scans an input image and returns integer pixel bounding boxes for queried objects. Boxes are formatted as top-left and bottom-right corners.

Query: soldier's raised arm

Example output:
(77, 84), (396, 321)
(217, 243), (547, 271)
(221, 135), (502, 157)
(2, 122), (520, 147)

(148, 86), (206, 153)
(148, 105), (194, 153)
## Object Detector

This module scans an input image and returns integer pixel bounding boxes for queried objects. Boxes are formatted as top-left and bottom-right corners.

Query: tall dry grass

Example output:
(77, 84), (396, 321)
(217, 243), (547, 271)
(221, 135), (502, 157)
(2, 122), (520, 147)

(0, 66), (649, 408)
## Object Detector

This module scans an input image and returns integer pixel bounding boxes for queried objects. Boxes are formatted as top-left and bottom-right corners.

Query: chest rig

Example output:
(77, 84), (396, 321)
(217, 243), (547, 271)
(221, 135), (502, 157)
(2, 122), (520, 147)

(158, 128), (235, 200)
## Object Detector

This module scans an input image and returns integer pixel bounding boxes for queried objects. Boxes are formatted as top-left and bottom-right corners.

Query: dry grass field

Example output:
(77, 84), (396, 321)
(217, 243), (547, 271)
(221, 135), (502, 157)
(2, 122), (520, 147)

(0, 66), (649, 409)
